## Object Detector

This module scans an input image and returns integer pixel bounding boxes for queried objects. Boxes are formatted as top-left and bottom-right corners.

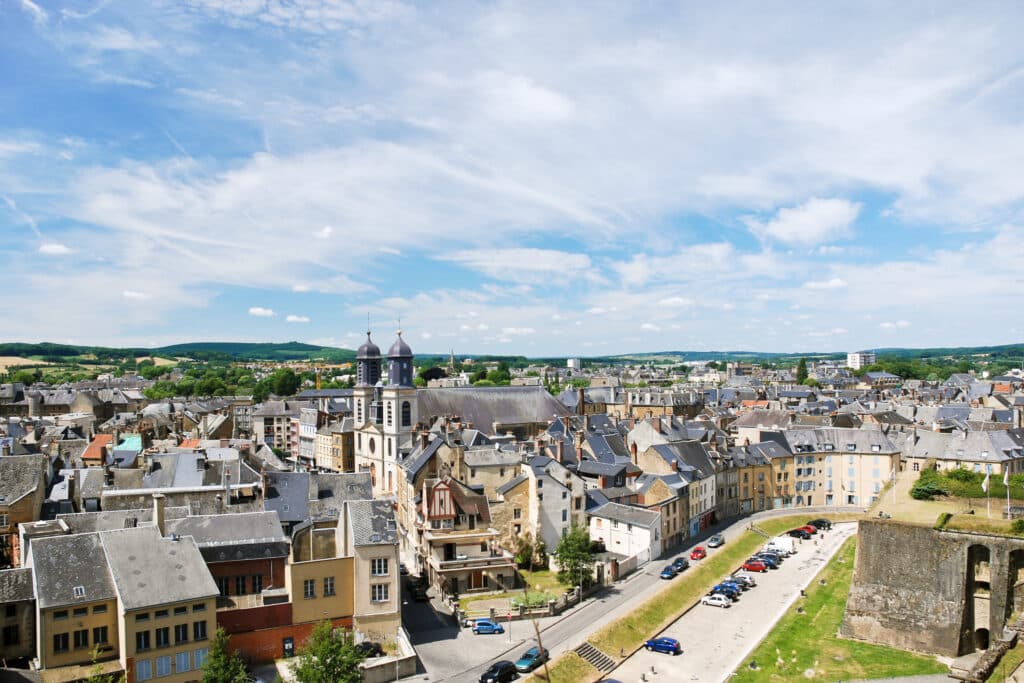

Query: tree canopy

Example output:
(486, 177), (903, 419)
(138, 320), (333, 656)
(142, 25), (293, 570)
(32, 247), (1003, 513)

(201, 628), (251, 683)
(554, 524), (594, 588)
(290, 621), (365, 683)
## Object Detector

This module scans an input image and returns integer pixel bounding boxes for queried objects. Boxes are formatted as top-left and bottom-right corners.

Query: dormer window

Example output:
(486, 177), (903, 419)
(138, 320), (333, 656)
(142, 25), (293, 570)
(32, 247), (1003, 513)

(847, 444), (856, 452)
(72, 586), (85, 599)
(871, 445), (881, 452)
(824, 444), (834, 451)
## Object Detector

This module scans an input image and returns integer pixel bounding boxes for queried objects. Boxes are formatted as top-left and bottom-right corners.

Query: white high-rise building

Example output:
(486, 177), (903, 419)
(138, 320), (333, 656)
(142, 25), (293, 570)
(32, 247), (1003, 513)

(847, 351), (877, 370)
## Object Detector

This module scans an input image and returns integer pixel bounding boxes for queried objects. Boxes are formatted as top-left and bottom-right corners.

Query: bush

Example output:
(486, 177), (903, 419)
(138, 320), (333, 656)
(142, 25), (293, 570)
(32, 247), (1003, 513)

(947, 468), (977, 483)
(1012, 519), (1024, 535)
(911, 470), (948, 500)
(935, 512), (952, 529)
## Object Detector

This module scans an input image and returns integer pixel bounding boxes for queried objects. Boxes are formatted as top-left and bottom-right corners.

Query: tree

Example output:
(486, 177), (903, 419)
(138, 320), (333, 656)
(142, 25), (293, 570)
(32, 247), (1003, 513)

(10, 369), (39, 385)
(796, 358), (808, 384)
(554, 524), (593, 588)
(201, 628), (251, 683)
(272, 369), (301, 397)
(290, 621), (365, 683)
(84, 646), (125, 683)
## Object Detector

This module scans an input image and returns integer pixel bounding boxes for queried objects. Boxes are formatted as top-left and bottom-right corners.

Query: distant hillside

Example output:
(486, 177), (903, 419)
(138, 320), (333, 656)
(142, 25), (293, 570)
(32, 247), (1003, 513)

(153, 341), (355, 362)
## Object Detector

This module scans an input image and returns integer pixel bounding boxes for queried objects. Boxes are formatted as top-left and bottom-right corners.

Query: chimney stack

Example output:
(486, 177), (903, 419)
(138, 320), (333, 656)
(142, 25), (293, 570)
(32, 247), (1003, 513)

(653, 416), (662, 434)
(556, 439), (564, 463)
(577, 387), (585, 416)
(420, 431), (430, 450)
(1, 442), (9, 458)
(153, 493), (166, 537)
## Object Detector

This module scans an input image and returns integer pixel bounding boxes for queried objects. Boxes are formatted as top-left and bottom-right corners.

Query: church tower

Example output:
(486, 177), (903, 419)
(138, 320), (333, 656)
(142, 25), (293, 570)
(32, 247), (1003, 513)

(380, 330), (417, 496)
(353, 330), (386, 489)
(353, 331), (381, 425)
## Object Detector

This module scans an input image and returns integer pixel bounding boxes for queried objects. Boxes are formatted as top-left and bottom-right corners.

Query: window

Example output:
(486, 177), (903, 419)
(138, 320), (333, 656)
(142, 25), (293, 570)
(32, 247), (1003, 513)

(303, 579), (315, 599)
(4, 605), (14, 618)
(2, 625), (17, 645)
(371, 584), (389, 602)
(136, 612), (150, 622)
(53, 633), (69, 652)
(537, 480), (543, 488)
(913, 462), (920, 472)
(847, 468), (855, 479)
(136, 660), (152, 681)
(174, 606), (187, 616)
(74, 629), (89, 649)
(611, 519), (619, 528)
(252, 575), (264, 593)
(93, 626), (108, 644)
(192, 603), (206, 612)
(401, 401), (411, 427)
(513, 508), (522, 520)
(194, 648), (209, 668)
(175, 651), (190, 673)
(73, 585), (85, 598)
(136, 631), (151, 652)
(0, 513), (8, 528)
(74, 607), (88, 617)
(235, 576), (246, 595)
(847, 444), (856, 452)
(470, 468), (476, 478)
(155, 609), (168, 619)
(562, 509), (568, 522)
(193, 620), (207, 641)
(371, 558), (389, 576)
(174, 624), (188, 644)
(538, 493), (543, 502)
(323, 577), (335, 597)
(54, 610), (68, 621)
(155, 627), (170, 648)
(155, 655), (172, 677)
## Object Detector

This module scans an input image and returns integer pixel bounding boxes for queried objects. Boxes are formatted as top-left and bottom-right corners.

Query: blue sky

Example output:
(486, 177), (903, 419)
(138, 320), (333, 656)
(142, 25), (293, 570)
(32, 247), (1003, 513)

(2, 1), (1024, 356)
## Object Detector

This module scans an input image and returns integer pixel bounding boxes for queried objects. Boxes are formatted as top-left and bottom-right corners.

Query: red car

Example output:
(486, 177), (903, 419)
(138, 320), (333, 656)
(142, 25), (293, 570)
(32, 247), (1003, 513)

(690, 546), (707, 560)
(742, 560), (768, 572)
(798, 525), (818, 535)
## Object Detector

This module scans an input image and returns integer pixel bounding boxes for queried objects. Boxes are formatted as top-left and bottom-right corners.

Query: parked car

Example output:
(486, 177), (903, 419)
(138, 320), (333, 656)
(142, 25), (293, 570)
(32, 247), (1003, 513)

(690, 546), (707, 560)
(515, 646), (549, 672)
(787, 528), (811, 539)
(672, 557), (690, 572)
(753, 554), (779, 569)
(731, 572), (757, 587)
(757, 549), (784, 562)
(718, 578), (746, 592)
(711, 583), (740, 599)
(479, 660), (517, 683)
(707, 534), (725, 548)
(643, 637), (682, 655)
(355, 641), (384, 657)
(742, 559), (768, 572)
(798, 525), (818, 535)
(701, 593), (732, 608)
(472, 619), (505, 635)
(659, 565), (677, 579)
(808, 518), (833, 530)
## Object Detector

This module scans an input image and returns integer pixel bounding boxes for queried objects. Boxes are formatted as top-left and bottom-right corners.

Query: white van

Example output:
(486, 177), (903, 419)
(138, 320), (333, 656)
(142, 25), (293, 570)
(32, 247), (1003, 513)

(766, 536), (796, 556)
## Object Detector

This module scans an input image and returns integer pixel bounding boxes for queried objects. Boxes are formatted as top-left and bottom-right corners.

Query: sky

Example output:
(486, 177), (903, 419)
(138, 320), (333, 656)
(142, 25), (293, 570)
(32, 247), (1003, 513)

(2, 1), (1024, 357)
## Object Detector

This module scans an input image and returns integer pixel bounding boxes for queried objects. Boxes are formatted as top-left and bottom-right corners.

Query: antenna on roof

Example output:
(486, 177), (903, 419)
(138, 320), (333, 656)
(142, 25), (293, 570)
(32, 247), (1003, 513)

(367, 312), (371, 336)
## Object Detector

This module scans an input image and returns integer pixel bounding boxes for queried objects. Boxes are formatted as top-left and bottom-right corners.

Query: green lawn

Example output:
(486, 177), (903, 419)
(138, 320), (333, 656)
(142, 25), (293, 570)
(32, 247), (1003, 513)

(988, 640), (1024, 682)
(525, 652), (597, 683)
(733, 537), (947, 681)
(519, 568), (565, 594)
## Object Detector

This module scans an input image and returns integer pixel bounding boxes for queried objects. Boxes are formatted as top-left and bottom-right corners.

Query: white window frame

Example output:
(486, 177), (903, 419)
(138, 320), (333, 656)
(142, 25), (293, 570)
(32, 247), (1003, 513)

(174, 651), (190, 673)
(155, 654), (171, 677)
(371, 558), (389, 576)
(371, 584), (389, 603)
(135, 659), (152, 681)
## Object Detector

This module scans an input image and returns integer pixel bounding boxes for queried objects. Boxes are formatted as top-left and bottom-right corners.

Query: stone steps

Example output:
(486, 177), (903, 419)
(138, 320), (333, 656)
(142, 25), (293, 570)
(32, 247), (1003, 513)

(574, 642), (616, 671)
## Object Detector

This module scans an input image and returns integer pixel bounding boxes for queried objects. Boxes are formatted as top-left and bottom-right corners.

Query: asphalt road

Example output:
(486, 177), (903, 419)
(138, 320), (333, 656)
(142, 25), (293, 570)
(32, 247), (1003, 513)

(607, 522), (857, 683)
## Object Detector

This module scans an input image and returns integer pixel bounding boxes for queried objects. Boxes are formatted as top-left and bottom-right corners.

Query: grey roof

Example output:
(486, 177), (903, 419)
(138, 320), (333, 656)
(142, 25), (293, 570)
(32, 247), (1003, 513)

(347, 499), (398, 546)
(263, 472), (310, 523)
(577, 460), (626, 477)
(0, 455), (44, 506)
(307, 472), (374, 521)
(166, 511), (289, 562)
(31, 532), (117, 609)
(589, 501), (660, 527)
(402, 435), (444, 482)
(0, 568), (33, 602)
(905, 429), (1024, 463)
(496, 474), (528, 496)
(731, 409), (792, 429)
(417, 387), (570, 432)
(58, 506), (189, 534)
(100, 525), (218, 610)
(463, 447), (520, 468)
(766, 427), (899, 455)
(650, 441), (716, 478)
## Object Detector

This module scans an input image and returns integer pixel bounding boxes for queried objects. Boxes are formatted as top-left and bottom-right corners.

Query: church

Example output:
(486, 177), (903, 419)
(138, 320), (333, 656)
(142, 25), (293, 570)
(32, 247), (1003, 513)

(352, 329), (418, 498)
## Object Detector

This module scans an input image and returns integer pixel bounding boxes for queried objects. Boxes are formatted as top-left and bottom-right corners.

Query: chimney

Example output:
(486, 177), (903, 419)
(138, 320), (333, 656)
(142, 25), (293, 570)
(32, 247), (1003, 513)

(577, 387), (585, 416)
(562, 416), (571, 433)
(1016, 406), (1023, 430)
(533, 436), (543, 453)
(556, 440), (564, 463)
(584, 414), (591, 432)
(653, 417), (662, 434)
(420, 431), (430, 450)
(153, 493), (166, 537)
(630, 441), (637, 464)
(1, 442), (9, 458)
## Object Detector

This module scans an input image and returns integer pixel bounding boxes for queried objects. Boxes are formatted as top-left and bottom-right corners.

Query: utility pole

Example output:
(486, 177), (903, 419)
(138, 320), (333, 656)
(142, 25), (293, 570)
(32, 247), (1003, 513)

(533, 617), (551, 683)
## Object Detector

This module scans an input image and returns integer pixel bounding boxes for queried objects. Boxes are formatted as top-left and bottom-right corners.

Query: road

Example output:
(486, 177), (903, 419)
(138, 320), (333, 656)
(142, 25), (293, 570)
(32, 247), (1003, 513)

(606, 522), (857, 683)
(402, 510), (862, 683)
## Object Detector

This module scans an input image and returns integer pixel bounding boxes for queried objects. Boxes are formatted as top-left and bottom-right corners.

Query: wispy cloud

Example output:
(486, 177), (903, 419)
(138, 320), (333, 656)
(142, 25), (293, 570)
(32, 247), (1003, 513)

(804, 277), (848, 290)
(38, 243), (73, 256)
(743, 198), (861, 246)
(248, 307), (275, 317)
(286, 314), (310, 323)
(19, 0), (47, 25)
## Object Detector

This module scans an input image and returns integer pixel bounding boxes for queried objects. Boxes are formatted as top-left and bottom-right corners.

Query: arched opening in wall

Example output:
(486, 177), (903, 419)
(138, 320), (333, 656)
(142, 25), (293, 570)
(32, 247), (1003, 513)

(974, 628), (990, 651)
(401, 401), (411, 427)
(966, 544), (992, 652)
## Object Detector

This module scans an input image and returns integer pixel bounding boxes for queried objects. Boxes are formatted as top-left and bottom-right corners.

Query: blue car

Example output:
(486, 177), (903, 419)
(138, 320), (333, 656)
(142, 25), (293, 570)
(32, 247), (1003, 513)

(753, 554), (779, 569)
(515, 646), (549, 672)
(643, 637), (681, 655)
(672, 557), (690, 572)
(711, 584), (739, 599)
(659, 565), (677, 579)
(718, 579), (745, 592)
(472, 619), (505, 635)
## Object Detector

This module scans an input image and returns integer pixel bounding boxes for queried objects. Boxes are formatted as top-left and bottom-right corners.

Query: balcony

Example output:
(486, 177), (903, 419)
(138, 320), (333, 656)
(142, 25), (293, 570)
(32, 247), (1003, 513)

(429, 553), (515, 573)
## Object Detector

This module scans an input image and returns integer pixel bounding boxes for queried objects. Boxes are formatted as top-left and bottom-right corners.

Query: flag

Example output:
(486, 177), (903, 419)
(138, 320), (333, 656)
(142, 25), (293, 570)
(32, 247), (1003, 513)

(982, 472), (990, 494)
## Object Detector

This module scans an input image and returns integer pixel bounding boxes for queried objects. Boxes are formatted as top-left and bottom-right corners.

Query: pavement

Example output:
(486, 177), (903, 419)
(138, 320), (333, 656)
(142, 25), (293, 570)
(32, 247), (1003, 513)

(605, 522), (857, 683)
(400, 509), (862, 683)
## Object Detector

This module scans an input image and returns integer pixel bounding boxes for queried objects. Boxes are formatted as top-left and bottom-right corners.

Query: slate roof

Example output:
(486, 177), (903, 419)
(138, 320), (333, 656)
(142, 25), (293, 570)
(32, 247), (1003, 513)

(463, 446), (520, 468)
(496, 474), (528, 496)
(402, 435), (444, 482)
(765, 427), (899, 455)
(589, 502), (660, 527)
(31, 532), (116, 609)
(263, 472), (310, 523)
(307, 472), (374, 521)
(0, 568), (33, 602)
(166, 511), (289, 562)
(905, 429), (1024, 463)
(58, 506), (189, 533)
(417, 387), (570, 432)
(731, 410), (792, 429)
(443, 477), (491, 524)
(100, 526), (218, 610)
(348, 499), (398, 546)
(0, 455), (43, 506)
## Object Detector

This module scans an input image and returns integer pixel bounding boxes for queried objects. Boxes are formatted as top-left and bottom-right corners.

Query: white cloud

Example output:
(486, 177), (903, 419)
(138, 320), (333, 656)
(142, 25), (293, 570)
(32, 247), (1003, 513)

(501, 327), (535, 336)
(19, 0), (47, 24)
(658, 296), (694, 307)
(315, 225), (333, 239)
(84, 26), (161, 52)
(286, 314), (310, 323)
(122, 290), (150, 301)
(38, 243), (73, 256)
(248, 307), (275, 317)
(441, 248), (591, 283)
(640, 322), (661, 332)
(803, 277), (848, 290)
(378, 246), (401, 255)
(880, 320), (911, 329)
(743, 198), (861, 245)
(421, 331), (432, 339)
(291, 284), (310, 292)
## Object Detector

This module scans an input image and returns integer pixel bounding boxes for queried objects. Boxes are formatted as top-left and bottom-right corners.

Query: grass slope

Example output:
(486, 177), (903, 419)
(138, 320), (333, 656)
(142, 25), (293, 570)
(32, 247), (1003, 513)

(733, 537), (945, 682)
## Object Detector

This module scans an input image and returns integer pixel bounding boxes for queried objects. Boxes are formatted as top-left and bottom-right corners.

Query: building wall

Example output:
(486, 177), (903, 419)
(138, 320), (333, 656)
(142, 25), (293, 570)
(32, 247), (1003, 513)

(122, 597), (216, 683)
(208, 557), (287, 596)
(0, 599), (33, 660)
(491, 480), (531, 552)
(286, 556), (354, 625)
(225, 615), (353, 666)
(589, 516), (659, 562)
(351, 544), (400, 640)
(38, 599), (119, 670)
(331, 430), (354, 473)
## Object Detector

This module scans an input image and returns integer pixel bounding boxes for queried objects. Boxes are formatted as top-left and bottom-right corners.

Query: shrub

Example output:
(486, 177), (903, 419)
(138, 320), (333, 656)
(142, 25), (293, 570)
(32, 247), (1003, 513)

(935, 512), (952, 529)
(1012, 519), (1024, 535)
(947, 468), (977, 483)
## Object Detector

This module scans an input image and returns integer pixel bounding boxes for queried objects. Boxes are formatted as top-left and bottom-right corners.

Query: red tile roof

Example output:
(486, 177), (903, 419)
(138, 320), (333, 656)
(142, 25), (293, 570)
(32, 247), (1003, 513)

(82, 434), (113, 463)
